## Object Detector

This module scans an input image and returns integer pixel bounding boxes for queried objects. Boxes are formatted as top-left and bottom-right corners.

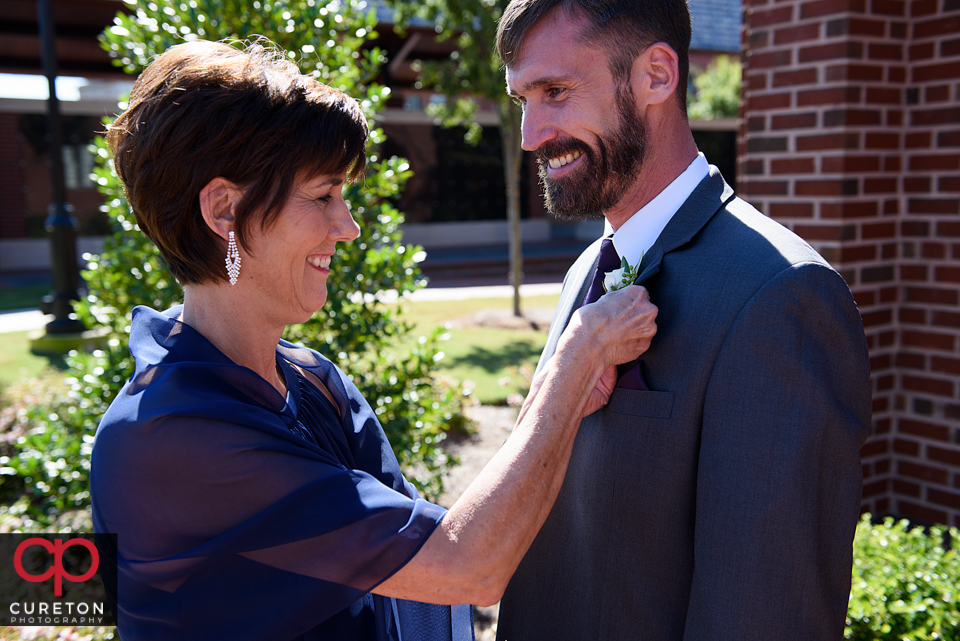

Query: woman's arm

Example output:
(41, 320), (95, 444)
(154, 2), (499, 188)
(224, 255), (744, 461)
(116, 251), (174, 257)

(373, 285), (658, 606)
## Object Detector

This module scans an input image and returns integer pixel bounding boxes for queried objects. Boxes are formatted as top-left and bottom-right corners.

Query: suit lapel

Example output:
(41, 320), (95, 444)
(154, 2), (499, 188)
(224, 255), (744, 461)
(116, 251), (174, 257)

(634, 166), (735, 286)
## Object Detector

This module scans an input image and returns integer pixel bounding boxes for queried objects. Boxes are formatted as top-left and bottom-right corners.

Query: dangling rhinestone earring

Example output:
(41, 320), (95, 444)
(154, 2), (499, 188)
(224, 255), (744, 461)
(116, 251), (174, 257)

(225, 230), (241, 286)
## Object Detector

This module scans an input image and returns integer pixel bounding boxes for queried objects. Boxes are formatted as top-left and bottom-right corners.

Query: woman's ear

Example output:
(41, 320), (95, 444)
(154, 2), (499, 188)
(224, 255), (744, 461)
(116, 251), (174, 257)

(199, 177), (243, 240)
(632, 42), (680, 108)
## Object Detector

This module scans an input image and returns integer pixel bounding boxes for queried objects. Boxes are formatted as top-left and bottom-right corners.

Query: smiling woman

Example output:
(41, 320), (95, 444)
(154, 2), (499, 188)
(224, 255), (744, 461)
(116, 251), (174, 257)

(90, 38), (658, 641)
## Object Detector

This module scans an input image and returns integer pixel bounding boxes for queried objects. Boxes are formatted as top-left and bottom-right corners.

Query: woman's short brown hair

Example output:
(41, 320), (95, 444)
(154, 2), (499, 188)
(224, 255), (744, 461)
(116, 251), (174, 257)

(108, 40), (368, 285)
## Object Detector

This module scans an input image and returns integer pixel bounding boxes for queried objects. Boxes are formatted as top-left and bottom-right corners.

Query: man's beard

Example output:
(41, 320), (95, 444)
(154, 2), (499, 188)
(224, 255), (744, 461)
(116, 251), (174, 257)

(537, 86), (647, 221)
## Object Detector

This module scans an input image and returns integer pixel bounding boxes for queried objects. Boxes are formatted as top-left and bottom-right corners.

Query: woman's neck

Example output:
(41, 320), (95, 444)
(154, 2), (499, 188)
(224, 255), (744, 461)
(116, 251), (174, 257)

(179, 285), (286, 395)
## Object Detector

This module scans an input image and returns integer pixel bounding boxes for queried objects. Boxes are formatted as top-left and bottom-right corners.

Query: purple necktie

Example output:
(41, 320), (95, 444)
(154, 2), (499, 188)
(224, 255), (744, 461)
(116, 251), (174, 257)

(581, 237), (648, 391)
(582, 238), (622, 306)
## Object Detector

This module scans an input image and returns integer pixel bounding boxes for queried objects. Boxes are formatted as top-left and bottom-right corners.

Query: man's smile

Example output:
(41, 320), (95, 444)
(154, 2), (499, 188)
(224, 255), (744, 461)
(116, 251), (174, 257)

(547, 150), (582, 170)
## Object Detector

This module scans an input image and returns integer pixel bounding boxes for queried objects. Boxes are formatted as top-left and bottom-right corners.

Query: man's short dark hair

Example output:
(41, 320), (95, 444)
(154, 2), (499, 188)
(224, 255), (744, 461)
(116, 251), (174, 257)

(108, 40), (368, 285)
(496, 0), (692, 113)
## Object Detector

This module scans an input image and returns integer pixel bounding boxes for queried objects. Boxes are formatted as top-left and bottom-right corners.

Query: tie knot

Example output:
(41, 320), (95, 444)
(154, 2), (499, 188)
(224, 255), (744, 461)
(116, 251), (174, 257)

(597, 238), (621, 273)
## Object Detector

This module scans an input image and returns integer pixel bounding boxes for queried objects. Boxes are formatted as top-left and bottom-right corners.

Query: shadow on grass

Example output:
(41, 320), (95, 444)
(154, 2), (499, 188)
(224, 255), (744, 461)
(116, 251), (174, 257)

(446, 340), (543, 374)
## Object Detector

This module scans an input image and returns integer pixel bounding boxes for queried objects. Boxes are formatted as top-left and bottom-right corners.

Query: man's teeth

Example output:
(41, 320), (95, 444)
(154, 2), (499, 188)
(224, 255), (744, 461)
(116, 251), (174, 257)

(307, 256), (331, 269)
(548, 151), (582, 169)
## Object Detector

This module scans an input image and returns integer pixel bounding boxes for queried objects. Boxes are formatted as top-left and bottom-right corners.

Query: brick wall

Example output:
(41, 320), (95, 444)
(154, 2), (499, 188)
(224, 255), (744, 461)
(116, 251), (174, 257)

(741, 0), (960, 526)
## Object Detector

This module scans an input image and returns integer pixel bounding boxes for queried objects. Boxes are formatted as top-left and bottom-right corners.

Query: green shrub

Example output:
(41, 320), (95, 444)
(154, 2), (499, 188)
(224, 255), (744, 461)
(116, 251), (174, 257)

(847, 513), (960, 640)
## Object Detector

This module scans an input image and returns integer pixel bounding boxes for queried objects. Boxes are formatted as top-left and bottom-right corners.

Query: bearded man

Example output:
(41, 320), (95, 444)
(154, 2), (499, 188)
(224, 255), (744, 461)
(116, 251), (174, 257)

(495, 1), (872, 639)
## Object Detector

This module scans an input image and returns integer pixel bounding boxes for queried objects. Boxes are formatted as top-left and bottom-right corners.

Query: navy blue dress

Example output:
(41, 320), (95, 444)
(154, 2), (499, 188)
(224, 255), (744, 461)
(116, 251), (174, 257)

(91, 305), (473, 641)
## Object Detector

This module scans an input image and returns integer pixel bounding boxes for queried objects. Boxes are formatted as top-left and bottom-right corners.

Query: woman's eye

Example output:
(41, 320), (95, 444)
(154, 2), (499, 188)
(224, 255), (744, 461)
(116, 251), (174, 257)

(316, 195), (333, 204)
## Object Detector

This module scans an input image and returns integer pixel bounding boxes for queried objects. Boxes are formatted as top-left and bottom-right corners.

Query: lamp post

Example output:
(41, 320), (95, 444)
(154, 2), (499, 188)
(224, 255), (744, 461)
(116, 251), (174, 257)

(36, 0), (85, 335)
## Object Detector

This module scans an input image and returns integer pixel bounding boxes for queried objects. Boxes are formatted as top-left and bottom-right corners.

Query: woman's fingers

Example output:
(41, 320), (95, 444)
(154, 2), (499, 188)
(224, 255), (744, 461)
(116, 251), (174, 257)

(579, 285), (658, 366)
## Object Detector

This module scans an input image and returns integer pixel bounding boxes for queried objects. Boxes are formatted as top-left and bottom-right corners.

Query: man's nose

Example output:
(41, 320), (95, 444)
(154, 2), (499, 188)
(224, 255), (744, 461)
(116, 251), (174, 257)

(520, 104), (557, 152)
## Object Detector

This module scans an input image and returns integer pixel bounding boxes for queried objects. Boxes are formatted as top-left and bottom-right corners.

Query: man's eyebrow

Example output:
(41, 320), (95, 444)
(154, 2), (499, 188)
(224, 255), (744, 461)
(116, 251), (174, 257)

(508, 75), (570, 97)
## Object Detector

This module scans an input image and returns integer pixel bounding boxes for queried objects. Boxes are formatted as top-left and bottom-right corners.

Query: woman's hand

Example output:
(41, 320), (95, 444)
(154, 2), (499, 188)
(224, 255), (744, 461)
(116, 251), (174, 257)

(560, 284), (658, 375)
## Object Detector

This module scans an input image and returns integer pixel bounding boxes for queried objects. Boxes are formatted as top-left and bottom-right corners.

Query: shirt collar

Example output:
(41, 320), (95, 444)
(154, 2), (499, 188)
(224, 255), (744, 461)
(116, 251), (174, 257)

(609, 152), (710, 267)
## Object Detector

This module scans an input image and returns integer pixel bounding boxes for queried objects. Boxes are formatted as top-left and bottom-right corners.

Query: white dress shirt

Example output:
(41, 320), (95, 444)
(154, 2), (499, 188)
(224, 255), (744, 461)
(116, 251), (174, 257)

(607, 152), (710, 268)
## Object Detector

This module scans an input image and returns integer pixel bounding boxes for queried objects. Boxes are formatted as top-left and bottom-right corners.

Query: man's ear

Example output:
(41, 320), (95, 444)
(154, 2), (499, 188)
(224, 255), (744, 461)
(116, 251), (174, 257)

(632, 42), (680, 107)
(199, 177), (243, 240)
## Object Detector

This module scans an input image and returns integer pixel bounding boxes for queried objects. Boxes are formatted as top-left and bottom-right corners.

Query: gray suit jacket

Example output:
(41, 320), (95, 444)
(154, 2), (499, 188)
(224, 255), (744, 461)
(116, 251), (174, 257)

(497, 168), (871, 641)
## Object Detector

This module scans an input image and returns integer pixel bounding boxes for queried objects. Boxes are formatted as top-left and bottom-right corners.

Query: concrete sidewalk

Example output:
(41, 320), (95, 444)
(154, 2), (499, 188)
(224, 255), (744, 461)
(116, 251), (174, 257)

(0, 281), (563, 335)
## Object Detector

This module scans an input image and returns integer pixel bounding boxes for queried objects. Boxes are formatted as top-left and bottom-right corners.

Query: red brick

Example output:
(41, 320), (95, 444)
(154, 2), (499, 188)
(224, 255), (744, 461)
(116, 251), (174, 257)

(896, 500), (947, 525)
(871, 0), (905, 15)
(744, 159), (765, 175)
(775, 23), (820, 44)
(869, 43), (904, 61)
(899, 460), (950, 484)
(901, 221), (930, 236)
(798, 132), (862, 151)
(913, 15), (960, 39)
(905, 132), (932, 148)
(891, 21), (907, 39)
(821, 201), (879, 218)
(862, 480), (889, 498)
(865, 132), (900, 149)
(911, 0), (938, 16)
(921, 242), (946, 259)
(796, 179), (859, 196)
(747, 72), (768, 92)
(884, 156), (902, 171)
(935, 266), (960, 283)
(903, 375), (954, 397)
(907, 286), (960, 305)
(749, 92), (792, 110)
(900, 264), (928, 281)
(909, 42), (936, 61)
(794, 223), (857, 240)
(895, 349), (926, 365)
(862, 221), (896, 239)
(881, 244), (898, 260)
(865, 178), (897, 193)
(771, 112), (818, 129)
(932, 356), (960, 375)
(901, 329), (956, 350)
(943, 37), (960, 58)
(911, 107), (960, 127)
(824, 109), (883, 127)
(929, 488), (960, 510)
(771, 158), (816, 174)
(840, 244), (878, 261)
(904, 176), (932, 192)
(932, 311), (960, 327)
(747, 116), (766, 132)
(741, 180), (789, 195)
(862, 308), (894, 326)
(941, 176), (960, 191)
(888, 66), (906, 82)
(822, 156), (881, 173)
(913, 62), (960, 84)
(772, 68), (818, 87)
(908, 198), (960, 214)
(871, 354), (893, 372)
(938, 221), (960, 236)
(893, 479), (923, 496)
(888, 110), (903, 127)
(800, 0), (867, 19)
(749, 49), (793, 69)
(909, 154), (960, 171)
(750, 5), (794, 26)
(827, 17), (887, 37)
(769, 202), (814, 218)
(749, 30), (769, 49)
(800, 41), (864, 63)
(865, 87), (903, 105)
(798, 87), (862, 107)
(925, 85), (951, 103)
(826, 63), (884, 82)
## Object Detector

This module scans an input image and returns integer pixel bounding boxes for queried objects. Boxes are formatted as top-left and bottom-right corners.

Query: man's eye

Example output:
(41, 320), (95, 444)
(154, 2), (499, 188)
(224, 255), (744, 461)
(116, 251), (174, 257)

(547, 87), (564, 98)
(511, 96), (525, 108)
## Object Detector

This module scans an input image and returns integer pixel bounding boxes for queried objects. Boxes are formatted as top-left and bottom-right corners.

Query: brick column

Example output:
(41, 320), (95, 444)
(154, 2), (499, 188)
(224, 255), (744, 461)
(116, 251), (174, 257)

(741, 0), (960, 526)
(0, 113), (27, 239)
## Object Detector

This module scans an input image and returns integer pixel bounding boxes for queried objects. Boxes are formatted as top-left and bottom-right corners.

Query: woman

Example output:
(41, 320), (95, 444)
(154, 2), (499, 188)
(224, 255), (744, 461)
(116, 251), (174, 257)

(91, 40), (657, 641)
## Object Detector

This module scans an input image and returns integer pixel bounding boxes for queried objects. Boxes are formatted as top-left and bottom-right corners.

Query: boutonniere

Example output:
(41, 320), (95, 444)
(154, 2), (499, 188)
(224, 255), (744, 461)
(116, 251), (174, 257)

(603, 254), (642, 293)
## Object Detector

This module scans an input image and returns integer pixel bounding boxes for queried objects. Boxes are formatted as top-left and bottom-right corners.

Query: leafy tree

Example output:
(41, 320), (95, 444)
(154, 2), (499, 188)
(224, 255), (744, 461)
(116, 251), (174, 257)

(385, 0), (526, 317)
(65, 0), (470, 500)
(687, 54), (741, 121)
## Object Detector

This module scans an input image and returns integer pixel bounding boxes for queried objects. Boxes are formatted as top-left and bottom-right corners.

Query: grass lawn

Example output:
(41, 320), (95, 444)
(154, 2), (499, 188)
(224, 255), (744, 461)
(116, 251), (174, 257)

(0, 330), (63, 394)
(394, 294), (558, 404)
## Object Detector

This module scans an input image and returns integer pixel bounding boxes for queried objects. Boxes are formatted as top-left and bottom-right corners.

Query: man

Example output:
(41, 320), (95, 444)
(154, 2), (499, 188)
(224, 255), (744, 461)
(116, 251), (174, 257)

(494, 1), (872, 639)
